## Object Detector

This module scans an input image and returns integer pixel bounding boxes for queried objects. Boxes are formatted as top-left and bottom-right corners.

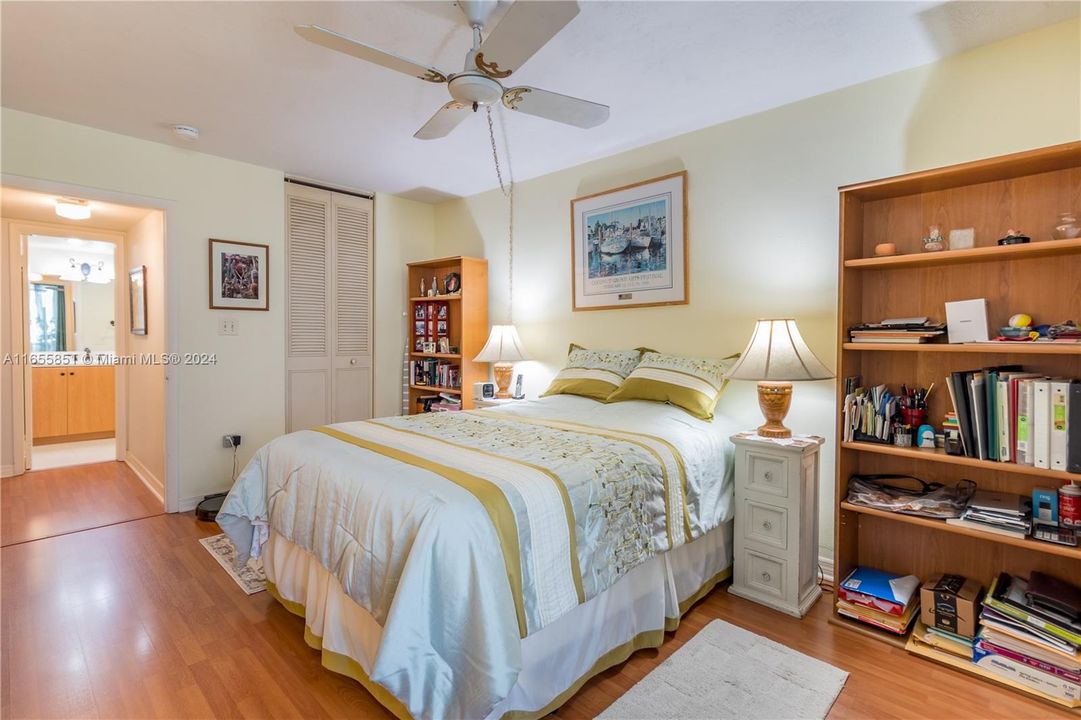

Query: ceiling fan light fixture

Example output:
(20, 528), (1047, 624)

(448, 73), (503, 106)
(55, 198), (91, 220)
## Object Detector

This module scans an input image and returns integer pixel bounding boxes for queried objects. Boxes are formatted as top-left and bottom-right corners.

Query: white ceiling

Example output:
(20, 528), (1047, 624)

(2, 1), (1077, 200)
(1, 186), (155, 231)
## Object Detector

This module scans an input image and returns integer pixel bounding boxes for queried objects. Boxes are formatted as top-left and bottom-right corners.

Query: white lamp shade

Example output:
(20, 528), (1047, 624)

(726, 318), (833, 381)
(474, 324), (531, 364)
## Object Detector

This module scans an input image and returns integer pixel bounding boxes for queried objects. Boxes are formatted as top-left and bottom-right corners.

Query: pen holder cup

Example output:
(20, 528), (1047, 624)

(901, 408), (927, 427)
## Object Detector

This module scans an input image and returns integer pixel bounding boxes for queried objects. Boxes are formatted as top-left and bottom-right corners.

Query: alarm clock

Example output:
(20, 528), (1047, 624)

(473, 382), (495, 399)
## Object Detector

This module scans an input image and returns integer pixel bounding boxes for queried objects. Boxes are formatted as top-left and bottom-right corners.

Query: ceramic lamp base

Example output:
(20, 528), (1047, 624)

(493, 363), (514, 399)
(756, 381), (793, 438)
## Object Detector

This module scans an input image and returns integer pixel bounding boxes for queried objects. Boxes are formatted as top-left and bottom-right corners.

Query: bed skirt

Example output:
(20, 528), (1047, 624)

(264, 520), (733, 720)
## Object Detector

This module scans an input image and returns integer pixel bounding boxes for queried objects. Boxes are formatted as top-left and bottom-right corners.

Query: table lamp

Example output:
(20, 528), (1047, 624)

(474, 324), (530, 398)
(726, 318), (833, 438)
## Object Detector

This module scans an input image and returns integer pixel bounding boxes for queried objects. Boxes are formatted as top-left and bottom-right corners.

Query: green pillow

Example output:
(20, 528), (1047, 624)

(541, 344), (644, 401)
(605, 351), (739, 420)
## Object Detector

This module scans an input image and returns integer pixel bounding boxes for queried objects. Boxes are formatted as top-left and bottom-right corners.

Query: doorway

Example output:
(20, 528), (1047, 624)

(2, 186), (169, 542)
(26, 233), (120, 469)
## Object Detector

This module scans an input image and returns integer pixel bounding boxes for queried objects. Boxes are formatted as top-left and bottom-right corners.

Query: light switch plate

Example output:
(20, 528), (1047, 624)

(218, 318), (238, 336)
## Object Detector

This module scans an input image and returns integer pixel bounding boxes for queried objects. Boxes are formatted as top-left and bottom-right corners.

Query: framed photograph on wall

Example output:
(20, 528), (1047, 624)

(129, 265), (147, 335)
(209, 239), (268, 310)
(571, 171), (687, 311)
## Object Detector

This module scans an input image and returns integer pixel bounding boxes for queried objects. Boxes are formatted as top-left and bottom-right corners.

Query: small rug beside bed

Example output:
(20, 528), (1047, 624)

(597, 620), (847, 719)
(199, 533), (267, 594)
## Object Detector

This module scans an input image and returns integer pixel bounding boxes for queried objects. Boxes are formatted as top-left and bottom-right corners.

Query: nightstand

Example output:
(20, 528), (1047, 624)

(728, 431), (824, 618)
(472, 397), (527, 408)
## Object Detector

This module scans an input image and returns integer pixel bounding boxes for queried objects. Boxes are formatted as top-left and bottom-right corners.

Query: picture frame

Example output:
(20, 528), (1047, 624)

(209, 238), (268, 311)
(414, 304), (426, 320)
(444, 272), (461, 294)
(414, 320), (426, 337)
(436, 320), (448, 335)
(129, 265), (147, 335)
(570, 171), (687, 311)
(414, 337), (424, 352)
(437, 304), (448, 319)
(438, 337), (451, 354)
(422, 341), (437, 354)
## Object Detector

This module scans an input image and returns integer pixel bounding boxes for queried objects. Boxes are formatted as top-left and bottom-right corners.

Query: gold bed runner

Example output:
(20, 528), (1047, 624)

(475, 411), (695, 547)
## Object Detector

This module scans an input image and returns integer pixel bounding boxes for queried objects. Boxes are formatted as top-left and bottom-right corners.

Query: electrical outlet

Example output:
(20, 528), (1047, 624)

(222, 434), (241, 448)
(218, 318), (238, 336)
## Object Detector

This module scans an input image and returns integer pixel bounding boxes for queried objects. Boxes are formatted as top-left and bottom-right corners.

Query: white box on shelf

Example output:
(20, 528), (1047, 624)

(945, 298), (990, 343)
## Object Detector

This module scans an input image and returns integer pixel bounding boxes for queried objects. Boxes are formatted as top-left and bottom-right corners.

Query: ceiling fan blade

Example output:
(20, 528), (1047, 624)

(414, 102), (472, 140)
(502, 86), (609, 129)
(474, 1), (579, 79)
(296, 25), (448, 83)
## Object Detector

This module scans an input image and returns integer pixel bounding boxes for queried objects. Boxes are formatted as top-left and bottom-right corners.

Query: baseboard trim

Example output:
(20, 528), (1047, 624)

(1, 463), (16, 478)
(125, 452), (164, 505)
(818, 553), (835, 585)
(179, 495), (205, 513)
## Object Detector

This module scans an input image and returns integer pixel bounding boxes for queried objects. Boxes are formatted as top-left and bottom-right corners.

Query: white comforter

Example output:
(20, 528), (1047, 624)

(218, 395), (736, 719)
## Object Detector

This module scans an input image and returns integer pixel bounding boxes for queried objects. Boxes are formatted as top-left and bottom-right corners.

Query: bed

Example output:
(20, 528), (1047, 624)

(218, 394), (738, 720)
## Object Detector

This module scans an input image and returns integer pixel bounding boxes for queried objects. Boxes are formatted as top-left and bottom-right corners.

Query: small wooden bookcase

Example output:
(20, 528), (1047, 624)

(406, 256), (488, 413)
(832, 142), (1081, 707)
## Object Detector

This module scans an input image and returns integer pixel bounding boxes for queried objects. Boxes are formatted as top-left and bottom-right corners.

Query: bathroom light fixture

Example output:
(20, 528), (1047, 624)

(173, 124), (200, 141)
(55, 198), (91, 220)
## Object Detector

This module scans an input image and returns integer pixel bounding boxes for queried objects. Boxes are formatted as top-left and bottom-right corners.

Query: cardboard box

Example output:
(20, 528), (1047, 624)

(920, 574), (982, 639)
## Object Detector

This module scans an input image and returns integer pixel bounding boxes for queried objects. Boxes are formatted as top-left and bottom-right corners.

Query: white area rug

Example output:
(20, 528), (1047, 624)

(199, 533), (266, 594)
(598, 620), (848, 719)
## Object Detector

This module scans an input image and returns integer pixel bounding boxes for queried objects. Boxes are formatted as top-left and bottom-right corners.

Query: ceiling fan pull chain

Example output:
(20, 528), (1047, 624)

(486, 105), (515, 324)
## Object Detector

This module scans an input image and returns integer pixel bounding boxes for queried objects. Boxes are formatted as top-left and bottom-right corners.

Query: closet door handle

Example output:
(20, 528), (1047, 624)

(59, 372), (66, 376)
(761, 571), (771, 583)
(762, 520), (773, 531)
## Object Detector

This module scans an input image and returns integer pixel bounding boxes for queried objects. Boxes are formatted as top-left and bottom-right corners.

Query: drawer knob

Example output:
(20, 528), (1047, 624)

(762, 520), (773, 531)
(763, 471), (773, 481)
(761, 571), (771, 583)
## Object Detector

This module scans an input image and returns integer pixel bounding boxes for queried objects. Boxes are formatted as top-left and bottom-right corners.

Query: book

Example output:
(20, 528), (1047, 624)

(945, 517), (1028, 540)
(1034, 379), (1052, 469)
(986, 369), (1000, 462)
(979, 624), (1081, 675)
(969, 372), (988, 460)
(913, 620), (973, 659)
(1016, 378), (1036, 465)
(1050, 380), (1073, 471)
(1070, 382), (1081, 473)
(986, 574), (1081, 647)
(977, 638), (1081, 684)
(981, 605), (1080, 657)
(836, 600), (919, 635)
(973, 645), (1081, 704)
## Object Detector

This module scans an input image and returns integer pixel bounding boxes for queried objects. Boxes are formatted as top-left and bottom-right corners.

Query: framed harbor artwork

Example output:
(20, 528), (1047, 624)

(570, 171), (687, 311)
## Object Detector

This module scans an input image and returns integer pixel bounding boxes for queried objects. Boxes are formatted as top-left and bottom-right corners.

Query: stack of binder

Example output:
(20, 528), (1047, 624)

(836, 566), (920, 634)
(974, 573), (1080, 706)
(945, 489), (1032, 539)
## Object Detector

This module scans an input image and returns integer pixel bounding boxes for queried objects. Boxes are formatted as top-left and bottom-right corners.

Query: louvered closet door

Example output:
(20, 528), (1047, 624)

(330, 194), (373, 423)
(285, 184), (333, 431)
(285, 183), (374, 432)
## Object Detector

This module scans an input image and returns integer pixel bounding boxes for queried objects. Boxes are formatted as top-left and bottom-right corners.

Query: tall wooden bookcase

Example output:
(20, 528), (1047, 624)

(832, 142), (1081, 704)
(406, 256), (488, 413)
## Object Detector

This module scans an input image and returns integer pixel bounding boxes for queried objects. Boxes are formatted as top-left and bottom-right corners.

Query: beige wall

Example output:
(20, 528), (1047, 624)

(125, 210), (166, 493)
(373, 193), (435, 418)
(1, 109), (285, 504)
(0, 110), (436, 499)
(432, 19), (1081, 558)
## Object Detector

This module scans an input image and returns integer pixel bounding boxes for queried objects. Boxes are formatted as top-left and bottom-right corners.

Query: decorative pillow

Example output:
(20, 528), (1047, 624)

(605, 351), (740, 420)
(541, 344), (644, 401)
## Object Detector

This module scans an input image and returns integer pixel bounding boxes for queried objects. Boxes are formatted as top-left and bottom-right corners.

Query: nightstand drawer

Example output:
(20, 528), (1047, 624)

(743, 500), (787, 549)
(746, 452), (789, 498)
(744, 550), (786, 598)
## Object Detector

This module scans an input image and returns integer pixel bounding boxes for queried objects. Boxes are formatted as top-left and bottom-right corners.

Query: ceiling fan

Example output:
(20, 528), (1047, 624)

(296, 0), (609, 140)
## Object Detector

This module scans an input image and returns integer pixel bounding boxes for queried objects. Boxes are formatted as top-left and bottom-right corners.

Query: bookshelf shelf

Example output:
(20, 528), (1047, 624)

(410, 352), (462, 360)
(843, 237), (1081, 269)
(840, 441), (1077, 481)
(409, 385), (462, 395)
(840, 501), (1081, 561)
(410, 295), (461, 302)
(833, 142), (1081, 709)
(842, 342), (1081, 355)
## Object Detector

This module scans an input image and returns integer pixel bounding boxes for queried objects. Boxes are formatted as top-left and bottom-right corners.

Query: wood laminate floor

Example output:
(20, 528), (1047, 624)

(1, 461), (163, 546)
(2, 505), (1071, 719)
